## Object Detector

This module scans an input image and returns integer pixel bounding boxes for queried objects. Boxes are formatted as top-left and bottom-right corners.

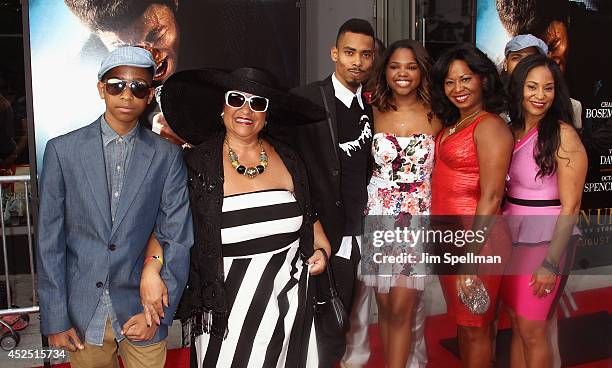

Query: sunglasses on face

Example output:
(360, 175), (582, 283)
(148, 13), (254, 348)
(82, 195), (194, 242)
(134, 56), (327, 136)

(224, 90), (269, 112)
(104, 78), (151, 99)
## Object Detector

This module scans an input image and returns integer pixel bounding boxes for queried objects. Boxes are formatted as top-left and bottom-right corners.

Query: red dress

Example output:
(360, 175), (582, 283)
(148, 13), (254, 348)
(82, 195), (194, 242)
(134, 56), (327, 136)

(431, 114), (511, 327)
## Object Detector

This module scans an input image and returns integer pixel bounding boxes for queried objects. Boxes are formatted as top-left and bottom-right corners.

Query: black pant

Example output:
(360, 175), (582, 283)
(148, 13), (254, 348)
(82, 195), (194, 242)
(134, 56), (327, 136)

(315, 238), (361, 368)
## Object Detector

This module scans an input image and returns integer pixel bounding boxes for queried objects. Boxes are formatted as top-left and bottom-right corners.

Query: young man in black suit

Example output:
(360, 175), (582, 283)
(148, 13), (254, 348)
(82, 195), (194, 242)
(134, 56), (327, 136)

(270, 18), (375, 367)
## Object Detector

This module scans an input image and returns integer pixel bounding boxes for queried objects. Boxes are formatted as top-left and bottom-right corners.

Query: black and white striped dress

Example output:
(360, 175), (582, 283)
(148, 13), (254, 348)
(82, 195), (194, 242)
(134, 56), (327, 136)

(195, 189), (318, 368)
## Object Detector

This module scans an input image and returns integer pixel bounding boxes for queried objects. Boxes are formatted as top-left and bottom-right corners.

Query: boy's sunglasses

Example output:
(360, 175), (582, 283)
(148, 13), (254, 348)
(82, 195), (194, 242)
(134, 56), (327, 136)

(104, 78), (151, 99)
(224, 90), (269, 112)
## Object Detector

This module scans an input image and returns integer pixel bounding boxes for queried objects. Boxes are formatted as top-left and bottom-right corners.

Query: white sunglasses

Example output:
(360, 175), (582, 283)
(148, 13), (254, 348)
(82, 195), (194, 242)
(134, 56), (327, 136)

(224, 90), (269, 112)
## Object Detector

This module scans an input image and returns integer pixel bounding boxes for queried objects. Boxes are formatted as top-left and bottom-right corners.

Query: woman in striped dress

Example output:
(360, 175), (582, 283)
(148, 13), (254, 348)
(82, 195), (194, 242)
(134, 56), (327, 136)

(139, 68), (330, 368)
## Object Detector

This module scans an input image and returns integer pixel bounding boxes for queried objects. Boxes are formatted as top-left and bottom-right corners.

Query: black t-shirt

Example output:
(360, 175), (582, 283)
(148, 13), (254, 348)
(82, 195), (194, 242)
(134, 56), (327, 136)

(335, 96), (372, 235)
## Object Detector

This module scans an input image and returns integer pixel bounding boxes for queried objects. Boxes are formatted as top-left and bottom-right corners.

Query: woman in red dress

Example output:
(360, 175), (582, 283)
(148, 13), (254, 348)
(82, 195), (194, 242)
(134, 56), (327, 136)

(430, 44), (513, 367)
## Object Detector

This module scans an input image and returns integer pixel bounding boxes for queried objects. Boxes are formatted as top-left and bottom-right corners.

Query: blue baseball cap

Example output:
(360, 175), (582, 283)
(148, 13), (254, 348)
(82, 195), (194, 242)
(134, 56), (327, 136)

(504, 34), (549, 57)
(97, 46), (156, 81)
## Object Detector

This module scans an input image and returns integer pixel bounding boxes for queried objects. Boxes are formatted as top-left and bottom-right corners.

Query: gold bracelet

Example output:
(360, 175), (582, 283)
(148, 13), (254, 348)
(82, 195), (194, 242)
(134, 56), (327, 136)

(144, 255), (163, 267)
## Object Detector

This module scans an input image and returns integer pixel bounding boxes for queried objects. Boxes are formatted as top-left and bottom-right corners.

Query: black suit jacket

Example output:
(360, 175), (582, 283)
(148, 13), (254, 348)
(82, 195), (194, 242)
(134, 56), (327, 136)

(269, 76), (373, 253)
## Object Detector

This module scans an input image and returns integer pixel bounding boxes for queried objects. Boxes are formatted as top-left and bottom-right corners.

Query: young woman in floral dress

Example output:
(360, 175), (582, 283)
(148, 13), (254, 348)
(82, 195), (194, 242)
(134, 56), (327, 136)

(363, 39), (441, 368)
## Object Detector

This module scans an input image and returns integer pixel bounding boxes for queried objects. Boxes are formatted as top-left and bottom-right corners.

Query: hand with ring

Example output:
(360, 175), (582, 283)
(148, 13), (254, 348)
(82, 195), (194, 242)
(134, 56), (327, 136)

(529, 266), (557, 298)
(457, 274), (480, 298)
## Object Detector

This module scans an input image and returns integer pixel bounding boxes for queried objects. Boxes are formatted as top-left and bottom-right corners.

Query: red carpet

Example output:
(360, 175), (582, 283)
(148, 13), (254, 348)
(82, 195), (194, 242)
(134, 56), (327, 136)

(363, 286), (612, 368)
(38, 287), (612, 368)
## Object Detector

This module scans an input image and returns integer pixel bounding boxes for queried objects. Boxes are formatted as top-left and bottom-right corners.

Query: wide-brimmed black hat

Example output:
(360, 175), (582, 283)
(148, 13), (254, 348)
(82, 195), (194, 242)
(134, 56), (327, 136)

(160, 67), (326, 145)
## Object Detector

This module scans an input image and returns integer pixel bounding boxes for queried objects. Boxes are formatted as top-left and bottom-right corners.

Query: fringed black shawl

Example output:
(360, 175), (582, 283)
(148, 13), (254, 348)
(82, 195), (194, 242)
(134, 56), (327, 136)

(176, 131), (315, 339)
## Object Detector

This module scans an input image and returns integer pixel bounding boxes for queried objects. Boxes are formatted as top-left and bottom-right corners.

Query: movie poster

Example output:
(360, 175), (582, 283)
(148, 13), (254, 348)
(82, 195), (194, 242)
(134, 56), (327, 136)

(476, 0), (612, 268)
(27, 0), (300, 171)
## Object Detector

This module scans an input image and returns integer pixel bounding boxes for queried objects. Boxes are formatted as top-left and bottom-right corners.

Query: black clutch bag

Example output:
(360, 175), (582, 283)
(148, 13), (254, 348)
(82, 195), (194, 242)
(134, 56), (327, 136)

(312, 248), (349, 333)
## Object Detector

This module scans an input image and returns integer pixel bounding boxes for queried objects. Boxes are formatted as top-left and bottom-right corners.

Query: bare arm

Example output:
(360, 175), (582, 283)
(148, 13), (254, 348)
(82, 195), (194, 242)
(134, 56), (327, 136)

(153, 148), (193, 326)
(144, 233), (163, 272)
(140, 234), (168, 326)
(314, 220), (332, 256)
(531, 123), (586, 297)
(474, 115), (513, 217)
(547, 123), (587, 264)
(308, 220), (331, 275)
(458, 115), (512, 291)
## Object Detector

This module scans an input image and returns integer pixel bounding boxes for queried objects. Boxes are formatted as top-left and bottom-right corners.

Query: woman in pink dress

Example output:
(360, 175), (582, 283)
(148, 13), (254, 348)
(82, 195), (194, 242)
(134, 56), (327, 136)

(364, 39), (441, 368)
(501, 55), (587, 367)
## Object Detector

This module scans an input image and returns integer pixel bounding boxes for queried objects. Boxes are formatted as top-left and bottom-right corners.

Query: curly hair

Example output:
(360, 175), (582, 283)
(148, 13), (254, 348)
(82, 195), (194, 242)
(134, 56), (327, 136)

(64, 0), (177, 32)
(370, 39), (433, 112)
(495, 0), (569, 37)
(508, 54), (574, 177)
(430, 43), (507, 126)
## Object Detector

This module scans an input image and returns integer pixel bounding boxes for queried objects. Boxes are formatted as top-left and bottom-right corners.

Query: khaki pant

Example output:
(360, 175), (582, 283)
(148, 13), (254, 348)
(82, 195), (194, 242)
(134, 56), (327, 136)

(69, 320), (167, 368)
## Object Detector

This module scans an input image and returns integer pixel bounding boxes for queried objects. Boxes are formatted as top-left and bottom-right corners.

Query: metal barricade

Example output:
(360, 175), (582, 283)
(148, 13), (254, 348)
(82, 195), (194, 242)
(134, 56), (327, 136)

(0, 174), (38, 350)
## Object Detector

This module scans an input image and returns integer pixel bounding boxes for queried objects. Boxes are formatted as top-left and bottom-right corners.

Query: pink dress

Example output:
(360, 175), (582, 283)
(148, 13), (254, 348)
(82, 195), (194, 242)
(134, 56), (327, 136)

(500, 127), (577, 320)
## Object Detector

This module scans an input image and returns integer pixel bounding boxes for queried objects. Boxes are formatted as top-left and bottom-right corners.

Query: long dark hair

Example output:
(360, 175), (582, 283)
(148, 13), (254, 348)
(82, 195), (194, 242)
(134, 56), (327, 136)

(431, 43), (507, 125)
(508, 54), (574, 177)
(371, 39), (433, 112)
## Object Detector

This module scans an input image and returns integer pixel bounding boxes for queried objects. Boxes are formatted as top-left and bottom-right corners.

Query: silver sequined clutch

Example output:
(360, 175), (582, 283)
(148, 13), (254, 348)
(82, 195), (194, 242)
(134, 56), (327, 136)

(458, 279), (491, 315)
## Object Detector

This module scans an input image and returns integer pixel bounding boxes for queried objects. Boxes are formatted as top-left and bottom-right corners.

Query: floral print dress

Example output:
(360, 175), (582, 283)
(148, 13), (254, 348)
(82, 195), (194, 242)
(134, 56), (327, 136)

(362, 132), (435, 292)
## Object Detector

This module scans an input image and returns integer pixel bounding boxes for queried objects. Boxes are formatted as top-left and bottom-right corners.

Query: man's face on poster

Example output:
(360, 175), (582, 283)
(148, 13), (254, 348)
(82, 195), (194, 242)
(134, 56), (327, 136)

(496, 0), (569, 75)
(541, 20), (568, 74)
(97, 3), (180, 82)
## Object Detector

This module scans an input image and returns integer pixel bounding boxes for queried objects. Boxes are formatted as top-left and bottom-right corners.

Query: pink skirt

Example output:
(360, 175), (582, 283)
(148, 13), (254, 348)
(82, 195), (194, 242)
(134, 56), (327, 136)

(500, 240), (576, 320)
